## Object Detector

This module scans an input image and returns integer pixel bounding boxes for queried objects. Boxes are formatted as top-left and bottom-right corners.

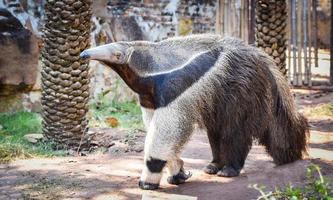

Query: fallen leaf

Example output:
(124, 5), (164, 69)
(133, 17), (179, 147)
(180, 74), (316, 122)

(105, 117), (119, 128)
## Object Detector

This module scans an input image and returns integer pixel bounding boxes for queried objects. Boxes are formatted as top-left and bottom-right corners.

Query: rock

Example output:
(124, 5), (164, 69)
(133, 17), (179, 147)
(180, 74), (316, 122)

(0, 8), (39, 112)
(132, 145), (144, 153)
(68, 149), (79, 156)
(24, 133), (44, 143)
(109, 16), (146, 42)
(0, 8), (39, 93)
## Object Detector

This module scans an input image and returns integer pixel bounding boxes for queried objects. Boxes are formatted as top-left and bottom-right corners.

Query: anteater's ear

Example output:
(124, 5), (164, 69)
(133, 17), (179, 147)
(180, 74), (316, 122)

(124, 46), (135, 63)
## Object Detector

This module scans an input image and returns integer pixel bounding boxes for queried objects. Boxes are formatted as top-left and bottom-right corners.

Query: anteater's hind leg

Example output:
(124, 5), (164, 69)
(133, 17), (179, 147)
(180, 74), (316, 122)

(217, 132), (252, 177)
(203, 129), (222, 174)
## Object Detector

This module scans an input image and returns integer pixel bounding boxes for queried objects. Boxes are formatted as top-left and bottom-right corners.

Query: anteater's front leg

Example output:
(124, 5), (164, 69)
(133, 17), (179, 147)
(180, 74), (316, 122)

(139, 110), (193, 190)
(139, 156), (166, 190)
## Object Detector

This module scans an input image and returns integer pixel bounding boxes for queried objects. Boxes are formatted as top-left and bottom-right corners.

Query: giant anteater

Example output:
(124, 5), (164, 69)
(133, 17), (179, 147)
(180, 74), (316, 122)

(80, 34), (308, 190)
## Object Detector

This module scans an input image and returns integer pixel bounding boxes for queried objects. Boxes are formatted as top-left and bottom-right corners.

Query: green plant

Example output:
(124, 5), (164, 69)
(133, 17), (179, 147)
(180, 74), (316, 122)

(251, 164), (333, 200)
(0, 143), (32, 163)
(306, 102), (333, 117)
(0, 111), (42, 139)
(89, 91), (144, 130)
(305, 164), (333, 199)
(0, 111), (66, 163)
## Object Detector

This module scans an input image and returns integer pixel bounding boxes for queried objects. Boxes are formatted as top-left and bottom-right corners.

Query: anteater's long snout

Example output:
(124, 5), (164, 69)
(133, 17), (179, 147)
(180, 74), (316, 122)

(79, 44), (114, 61)
(80, 50), (90, 59)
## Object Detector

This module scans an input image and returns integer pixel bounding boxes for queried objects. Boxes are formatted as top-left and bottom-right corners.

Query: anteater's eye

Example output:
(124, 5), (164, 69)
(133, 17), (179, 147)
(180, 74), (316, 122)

(114, 51), (122, 59)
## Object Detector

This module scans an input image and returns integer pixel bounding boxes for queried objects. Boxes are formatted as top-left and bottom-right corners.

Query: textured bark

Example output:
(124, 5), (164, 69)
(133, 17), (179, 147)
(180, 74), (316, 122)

(255, 0), (287, 75)
(41, 0), (92, 150)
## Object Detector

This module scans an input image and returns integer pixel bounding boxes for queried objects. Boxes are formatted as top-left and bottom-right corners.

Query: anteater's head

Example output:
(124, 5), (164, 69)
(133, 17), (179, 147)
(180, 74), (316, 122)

(80, 41), (155, 94)
(80, 42), (134, 66)
(80, 41), (157, 77)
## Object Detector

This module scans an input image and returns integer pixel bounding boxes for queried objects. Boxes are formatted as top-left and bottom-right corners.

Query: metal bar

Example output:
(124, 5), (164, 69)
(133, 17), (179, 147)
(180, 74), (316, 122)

(303, 0), (308, 85)
(331, 0), (333, 85)
(297, 0), (303, 85)
(243, 0), (249, 43)
(287, 0), (292, 83)
(221, 0), (225, 35)
(248, 0), (255, 44)
(313, 0), (318, 68)
(240, 0), (244, 40)
(215, 0), (221, 34)
(225, 0), (229, 36)
(308, 0), (312, 86)
(291, 0), (297, 86)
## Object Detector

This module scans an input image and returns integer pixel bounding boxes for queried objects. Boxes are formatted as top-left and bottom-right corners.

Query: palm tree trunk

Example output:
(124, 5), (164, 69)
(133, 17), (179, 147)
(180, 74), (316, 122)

(41, 0), (92, 150)
(255, 0), (287, 75)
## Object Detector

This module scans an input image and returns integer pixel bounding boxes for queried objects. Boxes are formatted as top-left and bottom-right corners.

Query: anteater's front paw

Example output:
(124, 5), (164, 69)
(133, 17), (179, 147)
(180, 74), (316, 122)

(167, 169), (192, 185)
(216, 165), (240, 177)
(138, 181), (159, 190)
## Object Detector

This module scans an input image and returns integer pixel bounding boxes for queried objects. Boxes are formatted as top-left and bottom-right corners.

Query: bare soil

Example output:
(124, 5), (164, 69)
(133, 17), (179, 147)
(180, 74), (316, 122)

(0, 89), (332, 200)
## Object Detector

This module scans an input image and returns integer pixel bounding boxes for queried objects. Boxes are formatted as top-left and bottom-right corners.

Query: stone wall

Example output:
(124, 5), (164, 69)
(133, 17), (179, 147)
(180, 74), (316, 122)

(0, 0), (217, 111)
(317, 0), (331, 49)
(0, 0), (331, 112)
(89, 0), (217, 102)
(107, 0), (216, 41)
(0, 8), (39, 112)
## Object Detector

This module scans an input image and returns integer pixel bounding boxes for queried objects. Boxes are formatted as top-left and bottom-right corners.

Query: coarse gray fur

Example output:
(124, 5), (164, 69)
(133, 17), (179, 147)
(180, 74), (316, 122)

(81, 34), (308, 190)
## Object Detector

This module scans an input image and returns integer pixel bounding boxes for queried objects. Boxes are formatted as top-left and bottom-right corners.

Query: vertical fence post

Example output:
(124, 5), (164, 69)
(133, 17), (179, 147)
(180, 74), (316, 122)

(225, 0), (229, 36)
(243, 0), (249, 43)
(303, 0), (309, 85)
(330, 0), (333, 85)
(313, 0), (318, 68)
(308, 0), (312, 86)
(291, 0), (297, 86)
(287, 0), (292, 83)
(248, 0), (255, 44)
(216, 0), (221, 34)
(221, 0), (225, 35)
(297, 0), (303, 85)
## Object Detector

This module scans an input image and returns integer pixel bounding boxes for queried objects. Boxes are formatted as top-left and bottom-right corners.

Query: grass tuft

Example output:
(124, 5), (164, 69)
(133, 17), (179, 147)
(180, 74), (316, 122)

(0, 94), (144, 163)
(88, 93), (144, 130)
(0, 143), (32, 163)
(251, 164), (333, 200)
(0, 111), (42, 138)
(306, 102), (333, 117)
(0, 111), (66, 163)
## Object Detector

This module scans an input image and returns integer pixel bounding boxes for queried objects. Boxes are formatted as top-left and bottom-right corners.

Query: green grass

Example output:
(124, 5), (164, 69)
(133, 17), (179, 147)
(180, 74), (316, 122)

(251, 164), (333, 200)
(0, 111), (41, 140)
(0, 94), (144, 163)
(0, 111), (66, 163)
(306, 102), (333, 117)
(89, 94), (144, 130)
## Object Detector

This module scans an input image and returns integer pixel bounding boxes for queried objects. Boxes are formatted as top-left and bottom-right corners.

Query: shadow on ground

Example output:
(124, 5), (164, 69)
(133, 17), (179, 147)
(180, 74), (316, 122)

(1, 131), (332, 200)
(0, 89), (332, 200)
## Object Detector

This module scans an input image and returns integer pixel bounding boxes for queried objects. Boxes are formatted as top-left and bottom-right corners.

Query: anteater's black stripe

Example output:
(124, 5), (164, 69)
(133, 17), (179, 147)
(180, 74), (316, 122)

(139, 49), (221, 109)
(146, 157), (167, 173)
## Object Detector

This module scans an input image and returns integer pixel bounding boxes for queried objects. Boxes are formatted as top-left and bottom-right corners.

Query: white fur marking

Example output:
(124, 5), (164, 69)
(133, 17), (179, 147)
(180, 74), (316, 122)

(141, 107), (155, 130)
(140, 165), (163, 184)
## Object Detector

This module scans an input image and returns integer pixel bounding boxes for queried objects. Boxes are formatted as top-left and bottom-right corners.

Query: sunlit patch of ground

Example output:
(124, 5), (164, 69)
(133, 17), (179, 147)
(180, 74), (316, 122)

(0, 89), (332, 199)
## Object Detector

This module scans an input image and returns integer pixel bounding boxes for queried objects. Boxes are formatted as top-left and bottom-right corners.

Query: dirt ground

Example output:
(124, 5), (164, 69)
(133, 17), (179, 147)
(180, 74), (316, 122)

(0, 89), (333, 200)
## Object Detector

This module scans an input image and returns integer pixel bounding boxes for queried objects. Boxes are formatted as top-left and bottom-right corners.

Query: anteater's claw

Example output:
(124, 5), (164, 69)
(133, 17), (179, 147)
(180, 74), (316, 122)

(167, 168), (192, 185)
(138, 181), (159, 190)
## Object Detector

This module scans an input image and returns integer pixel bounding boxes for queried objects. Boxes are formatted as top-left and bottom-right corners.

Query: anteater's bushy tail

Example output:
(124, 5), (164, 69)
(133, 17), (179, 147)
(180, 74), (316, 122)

(266, 62), (309, 165)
